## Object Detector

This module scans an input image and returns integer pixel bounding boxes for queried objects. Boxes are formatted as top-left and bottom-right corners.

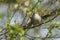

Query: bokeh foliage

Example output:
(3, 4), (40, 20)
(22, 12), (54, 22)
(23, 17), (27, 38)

(0, 0), (60, 40)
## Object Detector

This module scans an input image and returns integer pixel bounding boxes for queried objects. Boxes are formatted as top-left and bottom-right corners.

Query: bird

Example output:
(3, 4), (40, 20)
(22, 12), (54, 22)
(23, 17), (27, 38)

(32, 10), (42, 25)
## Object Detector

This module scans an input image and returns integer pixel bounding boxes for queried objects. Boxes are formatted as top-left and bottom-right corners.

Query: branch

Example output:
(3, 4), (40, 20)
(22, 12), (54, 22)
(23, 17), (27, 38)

(24, 9), (60, 30)
(25, 34), (60, 40)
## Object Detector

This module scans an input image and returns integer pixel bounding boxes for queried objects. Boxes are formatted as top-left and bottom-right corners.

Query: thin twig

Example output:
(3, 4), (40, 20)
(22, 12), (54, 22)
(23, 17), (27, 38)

(24, 9), (60, 30)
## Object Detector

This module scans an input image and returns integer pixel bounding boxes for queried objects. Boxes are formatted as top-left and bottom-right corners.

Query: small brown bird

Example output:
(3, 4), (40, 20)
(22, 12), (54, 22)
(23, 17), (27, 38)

(33, 10), (42, 25)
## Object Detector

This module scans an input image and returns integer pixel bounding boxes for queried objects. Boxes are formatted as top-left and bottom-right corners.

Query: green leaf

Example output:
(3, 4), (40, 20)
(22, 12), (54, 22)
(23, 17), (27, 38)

(20, 37), (24, 40)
